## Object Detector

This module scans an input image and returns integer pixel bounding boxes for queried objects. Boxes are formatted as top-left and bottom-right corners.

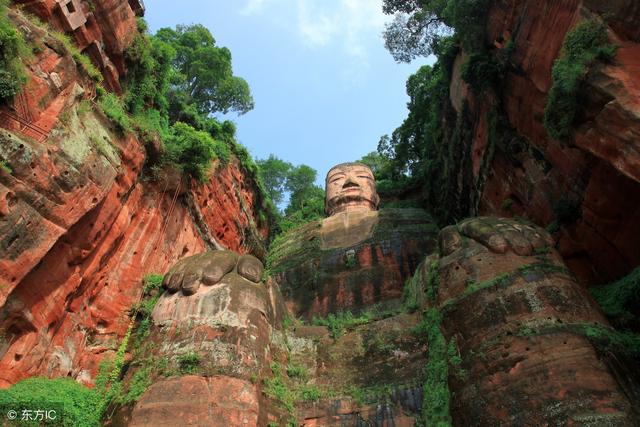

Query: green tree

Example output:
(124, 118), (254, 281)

(155, 24), (254, 120)
(285, 165), (321, 214)
(256, 155), (292, 207)
(123, 19), (175, 118)
(379, 61), (447, 179)
(382, 0), (488, 62)
(164, 122), (229, 182)
(279, 185), (325, 232)
(358, 151), (392, 180)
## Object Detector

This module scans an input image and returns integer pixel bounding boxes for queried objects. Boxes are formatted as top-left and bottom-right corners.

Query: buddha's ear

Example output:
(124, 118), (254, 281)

(373, 193), (380, 209)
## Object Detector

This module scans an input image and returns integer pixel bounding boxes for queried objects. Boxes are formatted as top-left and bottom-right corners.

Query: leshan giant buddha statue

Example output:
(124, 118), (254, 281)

(269, 162), (439, 319)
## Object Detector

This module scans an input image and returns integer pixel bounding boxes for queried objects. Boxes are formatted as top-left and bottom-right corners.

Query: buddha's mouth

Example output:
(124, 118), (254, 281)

(341, 187), (362, 193)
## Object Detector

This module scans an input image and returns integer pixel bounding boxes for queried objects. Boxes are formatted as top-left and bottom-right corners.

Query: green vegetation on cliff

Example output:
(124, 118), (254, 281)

(89, 18), (276, 224)
(0, 1), (28, 103)
(382, 0), (488, 63)
(589, 268), (640, 361)
(256, 155), (325, 235)
(0, 377), (101, 427)
(375, 1), (535, 226)
(374, 36), (471, 224)
(543, 19), (616, 140)
(113, 19), (252, 183)
(591, 267), (640, 329)
(413, 308), (453, 427)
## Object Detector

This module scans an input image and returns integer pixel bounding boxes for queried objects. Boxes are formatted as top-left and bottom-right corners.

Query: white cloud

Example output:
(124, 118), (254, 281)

(239, 0), (269, 15)
(297, 1), (339, 46)
(239, 0), (390, 81)
(296, 0), (388, 61)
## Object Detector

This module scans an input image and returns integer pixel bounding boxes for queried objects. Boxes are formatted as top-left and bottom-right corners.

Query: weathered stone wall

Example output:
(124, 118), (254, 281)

(268, 208), (439, 319)
(0, 6), (268, 387)
(428, 218), (637, 425)
(15, 0), (141, 91)
(446, 0), (640, 286)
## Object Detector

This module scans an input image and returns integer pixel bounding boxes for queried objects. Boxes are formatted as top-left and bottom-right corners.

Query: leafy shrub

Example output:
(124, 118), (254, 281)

(312, 311), (370, 339)
(544, 19), (616, 140)
(0, 1), (28, 103)
(590, 267), (640, 329)
(116, 366), (152, 405)
(461, 51), (502, 91)
(98, 92), (131, 133)
(142, 274), (164, 294)
(262, 362), (295, 415)
(177, 352), (200, 374)
(0, 377), (101, 427)
(133, 274), (164, 319)
(402, 278), (420, 312)
(286, 363), (308, 379)
(418, 308), (452, 427)
(164, 122), (232, 182)
(311, 306), (400, 339)
(300, 385), (321, 402)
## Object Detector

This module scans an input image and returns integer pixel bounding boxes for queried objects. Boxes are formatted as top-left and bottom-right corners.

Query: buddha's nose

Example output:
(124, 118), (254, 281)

(342, 178), (360, 189)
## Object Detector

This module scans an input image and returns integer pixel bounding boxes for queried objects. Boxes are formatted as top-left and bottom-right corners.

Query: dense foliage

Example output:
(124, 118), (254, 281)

(164, 122), (230, 182)
(256, 155), (325, 233)
(377, 1), (521, 225)
(415, 309), (453, 427)
(0, 0), (28, 103)
(382, 0), (488, 62)
(374, 35), (470, 223)
(591, 267), (640, 330)
(543, 19), (616, 140)
(0, 377), (101, 427)
(102, 19), (254, 184)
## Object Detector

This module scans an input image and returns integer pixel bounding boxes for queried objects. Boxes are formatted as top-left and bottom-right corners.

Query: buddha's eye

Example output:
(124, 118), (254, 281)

(330, 176), (345, 183)
(357, 175), (371, 180)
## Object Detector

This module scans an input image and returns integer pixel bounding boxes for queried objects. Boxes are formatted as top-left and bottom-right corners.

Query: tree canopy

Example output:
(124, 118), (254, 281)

(112, 20), (255, 183)
(256, 155), (325, 233)
(256, 155), (292, 207)
(156, 24), (254, 119)
(382, 0), (488, 62)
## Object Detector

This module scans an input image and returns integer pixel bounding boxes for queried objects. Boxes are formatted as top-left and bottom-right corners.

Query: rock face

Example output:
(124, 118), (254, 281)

(15, 0), (140, 91)
(268, 208), (439, 319)
(0, 8), (268, 388)
(443, 0), (640, 286)
(130, 375), (260, 427)
(292, 314), (426, 426)
(426, 218), (637, 425)
(128, 250), (286, 427)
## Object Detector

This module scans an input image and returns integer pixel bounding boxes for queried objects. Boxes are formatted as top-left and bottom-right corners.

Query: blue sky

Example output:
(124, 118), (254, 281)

(144, 0), (433, 186)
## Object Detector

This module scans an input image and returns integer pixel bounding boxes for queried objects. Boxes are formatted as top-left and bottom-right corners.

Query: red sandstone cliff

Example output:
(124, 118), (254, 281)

(0, 2), (268, 388)
(449, 0), (640, 286)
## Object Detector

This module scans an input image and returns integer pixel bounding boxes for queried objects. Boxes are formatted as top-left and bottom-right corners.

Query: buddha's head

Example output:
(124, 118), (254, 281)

(325, 162), (379, 216)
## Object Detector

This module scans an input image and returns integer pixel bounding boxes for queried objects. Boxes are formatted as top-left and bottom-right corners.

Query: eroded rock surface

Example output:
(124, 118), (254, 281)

(130, 375), (259, 427)
(425, 217), (637, 425)
(0, 9), (268, 387)
(268, 208), (439, 319)
(129, 250), (286, 426)
(447, 0), (640, 285)
(291, 313), (426, 426)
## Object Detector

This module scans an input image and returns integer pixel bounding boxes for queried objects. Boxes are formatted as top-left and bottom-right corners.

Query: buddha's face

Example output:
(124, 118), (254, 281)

(325, 163), (379, 216)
